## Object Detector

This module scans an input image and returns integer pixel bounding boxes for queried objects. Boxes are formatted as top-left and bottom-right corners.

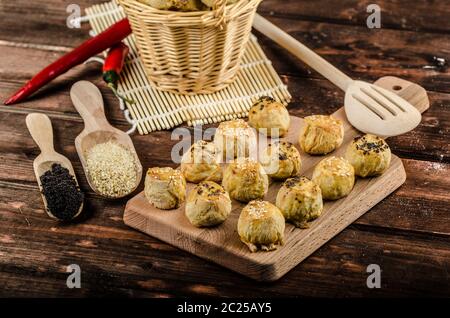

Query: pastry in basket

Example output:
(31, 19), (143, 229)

(181, 140), (222, 183)
(185, 181), (232, 227)
(138, 0), (204, 11)
(312, 156), (355, 200)
(222, 158), (268, 203)
(248, 96), (291, 137)
(214, 119), (257, 161)
(276, 176), (323, 228)
(299, 115), (344, 155)
(144, 167), (186, 209)
(238, 200), (285, 252)
(345, 134), (391, 177)
(260, 141), (301, 180)
(201, 0), (240, 7)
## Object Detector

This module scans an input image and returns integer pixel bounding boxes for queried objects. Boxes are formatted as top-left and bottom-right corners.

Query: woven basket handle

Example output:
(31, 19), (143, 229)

(213, 0), (228, 26)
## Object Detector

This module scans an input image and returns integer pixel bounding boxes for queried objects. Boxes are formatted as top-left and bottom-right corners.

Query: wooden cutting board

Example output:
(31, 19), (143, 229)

(124, 77), (429, 281)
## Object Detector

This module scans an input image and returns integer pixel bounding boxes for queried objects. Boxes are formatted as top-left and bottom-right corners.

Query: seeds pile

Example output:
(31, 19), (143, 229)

(85, 141), (137, 197)
(40, 163), (84, 221)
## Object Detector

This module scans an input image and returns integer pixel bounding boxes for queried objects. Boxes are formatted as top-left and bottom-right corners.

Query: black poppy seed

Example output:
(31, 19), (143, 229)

(40, 163), (84, 221)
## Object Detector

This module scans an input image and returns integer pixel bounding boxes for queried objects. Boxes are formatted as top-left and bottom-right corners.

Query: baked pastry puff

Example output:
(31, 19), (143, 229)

(276, 176), (323, 228)
(260, 141), (301, 180)
(181, 140), (222, 183)
(248, 96), (291, 137)
(214, 119), (257, 161)
(185, 181), (232, 227)
(238, 200), (285, 252)
(345, 134), (391, 177)
(222, 158), (268, 203)
(144, 167), (186, 209)
(312, 157), (355, 200)
(299, 115), (344, 155)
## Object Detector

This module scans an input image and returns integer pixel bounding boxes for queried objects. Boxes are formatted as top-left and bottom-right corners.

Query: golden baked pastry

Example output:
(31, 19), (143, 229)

(299, 115), (344, 155)
(185, 181), (232, 227)
(312, 157), (355, 200)
(238, 200), (285, 252)
(276, 176), (323, 228)
(222, 158), (268, 202)
(345, 134), (391, 177)
(248, 96), (291, 137)
(144, 167), (186, 209)
(260, 141), (301, 180)
(138, 0), (204, 11)
(214, 119), (257, 161)
(180, 140), (222, 183)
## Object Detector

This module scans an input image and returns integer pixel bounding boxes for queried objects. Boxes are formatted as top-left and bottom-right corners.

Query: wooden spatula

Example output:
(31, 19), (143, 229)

(70, 81), (143, 199)
(26, 113), (83, 220)
(253, 14), (422, 137)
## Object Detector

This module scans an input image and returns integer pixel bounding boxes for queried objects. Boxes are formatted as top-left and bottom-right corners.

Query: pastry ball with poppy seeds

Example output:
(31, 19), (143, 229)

(248, 96), (291, 137)
(345, 134), (391, 177)
(260, 141), (301, 180)
(276, 176), (323, 228)
(181, 140), (222, 183)
(185, 181), (231, 227)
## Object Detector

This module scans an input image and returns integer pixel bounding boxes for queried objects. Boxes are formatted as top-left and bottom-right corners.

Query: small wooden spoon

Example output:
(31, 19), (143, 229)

(70, 80), (143, 199)
(26, 113), (83, 220)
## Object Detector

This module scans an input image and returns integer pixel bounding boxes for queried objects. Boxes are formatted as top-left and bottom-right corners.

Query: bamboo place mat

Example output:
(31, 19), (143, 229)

(84, 1), (291, 134)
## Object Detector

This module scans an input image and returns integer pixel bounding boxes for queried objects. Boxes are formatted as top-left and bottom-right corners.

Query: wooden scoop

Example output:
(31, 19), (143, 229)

(26, 113), (83, 220)
(253, 14), (423, 137)
(70, 80), (143, 199)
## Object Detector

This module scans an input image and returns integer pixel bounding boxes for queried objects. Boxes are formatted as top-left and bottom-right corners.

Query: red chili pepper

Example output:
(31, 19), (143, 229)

(4, 18), (132, 105)
(103, 42), (134, 104)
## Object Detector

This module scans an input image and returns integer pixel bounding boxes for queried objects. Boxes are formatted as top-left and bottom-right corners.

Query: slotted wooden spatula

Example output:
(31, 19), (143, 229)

(253, 14), (422, 137)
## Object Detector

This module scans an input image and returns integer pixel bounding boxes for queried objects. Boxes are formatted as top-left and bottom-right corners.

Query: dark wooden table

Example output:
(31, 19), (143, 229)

(1, 0), (449, 297)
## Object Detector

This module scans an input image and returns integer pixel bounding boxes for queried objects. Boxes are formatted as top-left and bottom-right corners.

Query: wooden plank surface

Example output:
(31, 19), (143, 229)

(0, 0), (449, 296)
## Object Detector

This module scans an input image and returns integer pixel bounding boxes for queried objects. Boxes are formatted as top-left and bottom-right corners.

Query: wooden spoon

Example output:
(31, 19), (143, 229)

(26, 113), (84, 220)
(70, 80), (143, 199)
(253, 14), (422, 137)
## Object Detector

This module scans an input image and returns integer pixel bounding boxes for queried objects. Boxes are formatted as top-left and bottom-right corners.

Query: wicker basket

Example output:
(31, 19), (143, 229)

(118, 0), (262, 94)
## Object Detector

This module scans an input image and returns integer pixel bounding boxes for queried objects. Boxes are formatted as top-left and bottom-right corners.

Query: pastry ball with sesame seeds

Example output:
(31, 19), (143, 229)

(185, 181), (232, 227)
(276, 176), (323, 228)
(181, 140), (222, 184)
(260, 141), (302, 180)
(222, 158), (269, 203)
(248, 96), (291, 137)
(345, 134), (391, 177)
(144, 167), (186, 210)
(299, 115), (344, 155)
(214, 119), (257, 161)
(238, 200), (285, 252)
(312, 157), (355, 200)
